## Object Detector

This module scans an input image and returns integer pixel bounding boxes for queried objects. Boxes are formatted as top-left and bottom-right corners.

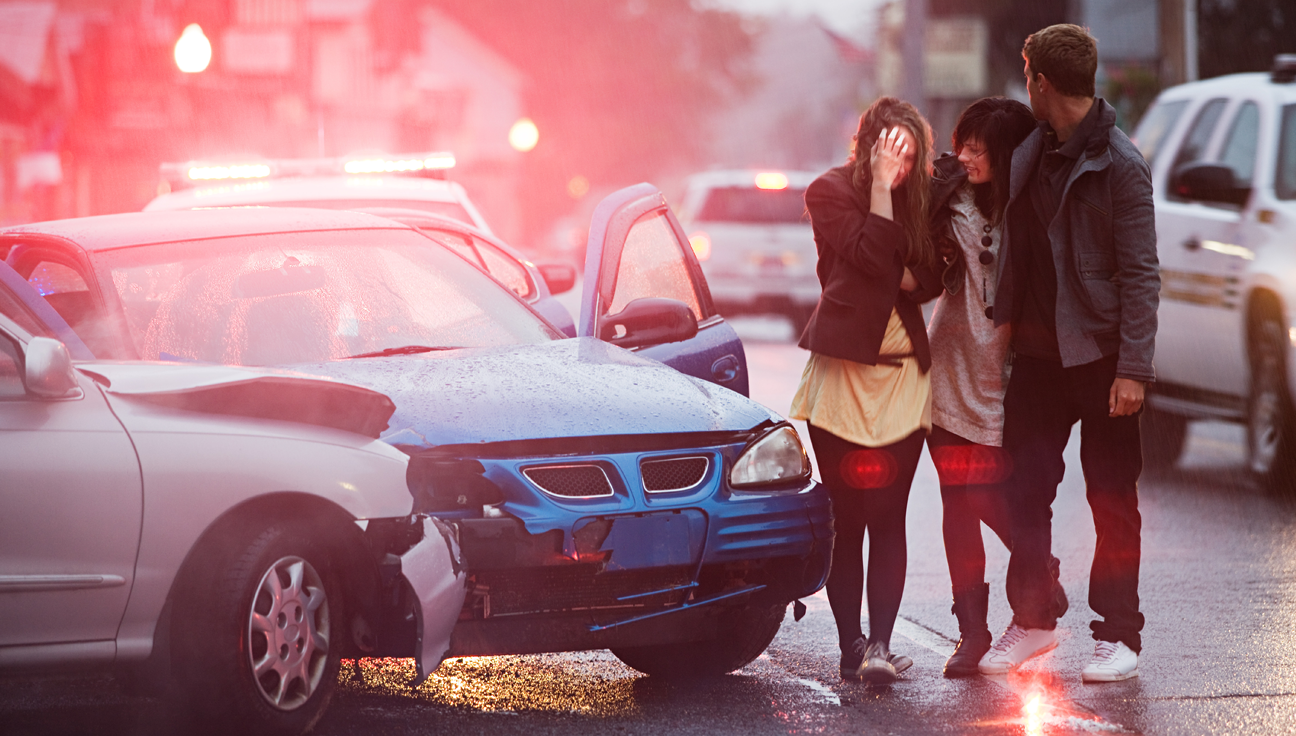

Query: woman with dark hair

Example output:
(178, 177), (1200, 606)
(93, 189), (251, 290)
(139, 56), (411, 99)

(790, 96), (941, 684)
(925, 97), (1065, 677)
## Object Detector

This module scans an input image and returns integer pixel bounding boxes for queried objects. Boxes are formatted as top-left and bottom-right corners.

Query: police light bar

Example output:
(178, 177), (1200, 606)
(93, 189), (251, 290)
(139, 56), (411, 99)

(159, 152), (456, 188)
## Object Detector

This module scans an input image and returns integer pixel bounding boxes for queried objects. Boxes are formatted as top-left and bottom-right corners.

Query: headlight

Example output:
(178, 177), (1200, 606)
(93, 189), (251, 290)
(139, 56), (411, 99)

(729, 425), (811, 488)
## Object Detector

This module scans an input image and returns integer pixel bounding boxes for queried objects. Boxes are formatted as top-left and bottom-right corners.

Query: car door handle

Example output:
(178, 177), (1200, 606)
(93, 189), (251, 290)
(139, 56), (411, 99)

(711, 354), (740, 383)
(1183, 237), (1201, 251)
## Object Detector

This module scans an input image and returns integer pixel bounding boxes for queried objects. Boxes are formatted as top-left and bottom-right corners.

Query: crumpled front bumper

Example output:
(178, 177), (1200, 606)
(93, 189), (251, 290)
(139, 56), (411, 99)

(398, 516), (467, 684)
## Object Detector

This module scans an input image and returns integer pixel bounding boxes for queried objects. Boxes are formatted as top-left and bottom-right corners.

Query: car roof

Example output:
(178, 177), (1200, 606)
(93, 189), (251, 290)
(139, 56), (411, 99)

(0, 207), (412, 252)
(683, 169), (820, 190)
(145, 175), (469, 211)
(1158, 72), (1296, 104)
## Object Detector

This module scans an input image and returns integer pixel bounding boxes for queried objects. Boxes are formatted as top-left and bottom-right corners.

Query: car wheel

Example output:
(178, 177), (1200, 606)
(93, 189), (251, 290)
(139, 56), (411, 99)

(1248, 312), (1296, 491)
(1139, 402), (1188, 470)
(610, 602), (786, 678)
(173, 521), (343, 736)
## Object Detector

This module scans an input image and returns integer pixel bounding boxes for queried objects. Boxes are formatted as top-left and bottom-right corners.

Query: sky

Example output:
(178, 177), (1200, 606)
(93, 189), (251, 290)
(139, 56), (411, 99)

(704, 0), (885, 40)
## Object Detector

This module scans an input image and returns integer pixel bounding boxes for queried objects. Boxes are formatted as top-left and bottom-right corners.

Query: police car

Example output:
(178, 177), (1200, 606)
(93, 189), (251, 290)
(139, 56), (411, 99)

(1132, 55), (1296, 489)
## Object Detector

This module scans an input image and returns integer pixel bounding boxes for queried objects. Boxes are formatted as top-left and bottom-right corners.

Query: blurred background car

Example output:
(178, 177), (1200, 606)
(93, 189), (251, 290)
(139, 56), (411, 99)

(1131, 54), (1296, 490)
(1, 191), (830, 679)
(0, 260), (464, 736)
(676, 169), (820, 336)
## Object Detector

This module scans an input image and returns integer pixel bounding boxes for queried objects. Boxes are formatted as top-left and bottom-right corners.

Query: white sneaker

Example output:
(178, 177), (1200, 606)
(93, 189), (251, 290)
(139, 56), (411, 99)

(1082, 641), (1139, 682)
(977, 624), (1059, 675)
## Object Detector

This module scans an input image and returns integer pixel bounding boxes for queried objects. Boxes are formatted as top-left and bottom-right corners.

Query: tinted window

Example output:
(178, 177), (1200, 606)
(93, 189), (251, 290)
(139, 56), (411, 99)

(695, 187), (809, 224)
(1132, 99), (1188, 165)
(96, 229), (558, 366)
(1277, 104), (1296, 200)
(609, 212), (702, 320)
(1218, 102), (1261, 185)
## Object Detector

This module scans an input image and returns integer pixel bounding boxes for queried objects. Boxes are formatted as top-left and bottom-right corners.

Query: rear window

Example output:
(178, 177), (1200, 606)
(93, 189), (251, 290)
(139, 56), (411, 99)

(695, 187), (808, 224)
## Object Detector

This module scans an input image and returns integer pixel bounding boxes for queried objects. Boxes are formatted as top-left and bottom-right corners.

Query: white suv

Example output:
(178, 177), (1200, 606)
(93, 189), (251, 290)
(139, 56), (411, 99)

(677, 170), (820, 334)
(1132, 56), (1296, 488)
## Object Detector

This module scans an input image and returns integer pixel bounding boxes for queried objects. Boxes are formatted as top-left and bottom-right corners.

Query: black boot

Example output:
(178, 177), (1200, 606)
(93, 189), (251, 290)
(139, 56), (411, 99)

(1049, 556), (1069, 619)
(944, 583), (991, 678)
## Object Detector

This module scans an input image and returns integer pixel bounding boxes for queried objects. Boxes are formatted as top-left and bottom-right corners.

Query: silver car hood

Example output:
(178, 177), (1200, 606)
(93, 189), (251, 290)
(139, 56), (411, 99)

(76, 361), (396, 439)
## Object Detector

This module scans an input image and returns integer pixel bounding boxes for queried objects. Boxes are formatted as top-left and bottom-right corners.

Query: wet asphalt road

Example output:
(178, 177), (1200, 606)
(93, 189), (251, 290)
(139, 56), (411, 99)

(6, 318), (1296, 735)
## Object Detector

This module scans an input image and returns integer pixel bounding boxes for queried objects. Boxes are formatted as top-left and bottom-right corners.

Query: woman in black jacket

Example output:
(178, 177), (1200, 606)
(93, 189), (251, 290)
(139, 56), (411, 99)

(790, 96), (941, 684)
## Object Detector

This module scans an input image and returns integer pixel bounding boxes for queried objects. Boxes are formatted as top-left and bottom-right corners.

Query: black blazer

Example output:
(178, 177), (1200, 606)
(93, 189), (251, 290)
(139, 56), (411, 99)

(797, 165), (940, 371)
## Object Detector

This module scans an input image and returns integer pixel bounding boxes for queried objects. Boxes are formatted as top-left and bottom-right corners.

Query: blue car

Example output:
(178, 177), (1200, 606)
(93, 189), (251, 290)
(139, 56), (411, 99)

(0, 184), (831, 677)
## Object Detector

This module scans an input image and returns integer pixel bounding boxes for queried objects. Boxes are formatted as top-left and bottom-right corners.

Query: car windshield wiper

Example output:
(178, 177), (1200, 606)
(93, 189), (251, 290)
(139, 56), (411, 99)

(343, 345), (462, 359)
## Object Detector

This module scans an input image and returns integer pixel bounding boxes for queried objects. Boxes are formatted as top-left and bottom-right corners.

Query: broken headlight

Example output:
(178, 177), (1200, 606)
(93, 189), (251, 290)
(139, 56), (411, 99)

(729, 425), (812, 488)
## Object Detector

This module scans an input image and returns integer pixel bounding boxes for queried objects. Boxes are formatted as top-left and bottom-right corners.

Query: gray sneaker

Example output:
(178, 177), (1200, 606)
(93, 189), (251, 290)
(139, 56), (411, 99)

(860, 641), (897, 684)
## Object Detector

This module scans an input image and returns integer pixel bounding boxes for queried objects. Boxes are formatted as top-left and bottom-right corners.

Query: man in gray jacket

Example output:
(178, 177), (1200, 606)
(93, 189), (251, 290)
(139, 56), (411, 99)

(976, 24), (1159, 682)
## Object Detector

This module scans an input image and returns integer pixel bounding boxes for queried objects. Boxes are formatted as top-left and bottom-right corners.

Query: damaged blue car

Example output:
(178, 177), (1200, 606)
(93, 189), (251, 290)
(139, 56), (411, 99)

(0, 184), (831, 678)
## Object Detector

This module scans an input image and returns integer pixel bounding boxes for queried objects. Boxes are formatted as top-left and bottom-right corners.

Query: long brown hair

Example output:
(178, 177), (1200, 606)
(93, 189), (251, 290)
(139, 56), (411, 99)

(847, 97), (936, 270)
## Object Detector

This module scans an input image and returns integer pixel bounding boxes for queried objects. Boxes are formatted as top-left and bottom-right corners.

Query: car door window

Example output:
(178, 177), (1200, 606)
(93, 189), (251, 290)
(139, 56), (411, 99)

(25, 260), (113, 356)
(0, 333), (24, 399)
(1168, 98), (1228, 202)
(1217, 101), (1261, 186)
(475, 242), (534, 300)
(1279, 104), (1296, 201)
(608, 212), (703, 319)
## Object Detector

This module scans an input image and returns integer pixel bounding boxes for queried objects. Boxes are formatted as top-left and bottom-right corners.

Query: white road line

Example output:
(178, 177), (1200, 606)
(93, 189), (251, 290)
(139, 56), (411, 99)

(793, 677), (842, 706)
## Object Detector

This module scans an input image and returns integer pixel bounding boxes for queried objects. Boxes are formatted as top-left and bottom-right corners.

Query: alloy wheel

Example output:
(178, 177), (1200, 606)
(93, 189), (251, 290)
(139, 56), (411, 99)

(246, 555), (330, 711)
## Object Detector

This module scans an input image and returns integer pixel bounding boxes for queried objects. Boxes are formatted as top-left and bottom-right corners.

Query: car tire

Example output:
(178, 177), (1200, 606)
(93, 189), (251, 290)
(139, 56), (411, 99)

(172, 520), (343, 736)
(1139, 402), (1188, 470)
(610, 602), (786, 678)
(1248, 310), (1296, 492)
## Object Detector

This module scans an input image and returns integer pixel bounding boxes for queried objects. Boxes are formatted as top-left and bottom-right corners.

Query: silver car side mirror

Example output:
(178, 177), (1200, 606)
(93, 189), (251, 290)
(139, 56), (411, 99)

(25, 337), (83, 399)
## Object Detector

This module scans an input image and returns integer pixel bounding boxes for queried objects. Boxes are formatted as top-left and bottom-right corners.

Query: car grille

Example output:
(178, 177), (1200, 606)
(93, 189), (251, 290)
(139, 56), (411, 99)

(640, 456), (710, 493)
(523, 464), (614, 498)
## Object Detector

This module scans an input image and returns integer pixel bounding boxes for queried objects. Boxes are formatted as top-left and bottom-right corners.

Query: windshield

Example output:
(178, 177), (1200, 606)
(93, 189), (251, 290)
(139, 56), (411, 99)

(695, 186), (809, 224)
(95, 228), (559, 366)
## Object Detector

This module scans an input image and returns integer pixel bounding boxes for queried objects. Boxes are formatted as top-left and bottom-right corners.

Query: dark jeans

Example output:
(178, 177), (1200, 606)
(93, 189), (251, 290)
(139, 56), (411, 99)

(927, 425), (1013, 591)
(1002, 354), (1145, 651)
(808, 425), (925, 650)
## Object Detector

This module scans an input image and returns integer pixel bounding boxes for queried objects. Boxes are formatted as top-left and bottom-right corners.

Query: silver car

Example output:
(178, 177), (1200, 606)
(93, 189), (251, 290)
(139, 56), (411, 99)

(0, 261), (465, 735)
(677, 169), (821, 334)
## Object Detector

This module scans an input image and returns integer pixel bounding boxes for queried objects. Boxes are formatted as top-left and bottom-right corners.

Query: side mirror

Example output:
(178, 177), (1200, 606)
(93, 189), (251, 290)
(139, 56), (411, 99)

(1171, 162), (1251, 207)
(599, 297), (699, 349)
(25, 337), (83, 399)
(537, 262), (577, 295)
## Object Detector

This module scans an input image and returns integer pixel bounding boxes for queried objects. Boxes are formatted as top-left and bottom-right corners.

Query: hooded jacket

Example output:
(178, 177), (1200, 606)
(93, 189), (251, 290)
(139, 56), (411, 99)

(993, 99), (1160, 381)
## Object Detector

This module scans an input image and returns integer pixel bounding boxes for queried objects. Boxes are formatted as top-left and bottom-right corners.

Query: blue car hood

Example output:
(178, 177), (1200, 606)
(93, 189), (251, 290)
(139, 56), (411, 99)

(292, 338), (778, 448)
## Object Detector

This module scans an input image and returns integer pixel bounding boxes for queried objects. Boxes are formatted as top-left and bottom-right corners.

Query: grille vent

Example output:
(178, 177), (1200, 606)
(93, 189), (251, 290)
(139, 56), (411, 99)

(524, 464), (615, 498)
(640, 456), (710, 493)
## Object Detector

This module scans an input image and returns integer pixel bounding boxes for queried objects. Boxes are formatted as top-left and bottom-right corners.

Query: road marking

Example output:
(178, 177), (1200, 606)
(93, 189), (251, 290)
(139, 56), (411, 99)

(793, 677), (842, 706)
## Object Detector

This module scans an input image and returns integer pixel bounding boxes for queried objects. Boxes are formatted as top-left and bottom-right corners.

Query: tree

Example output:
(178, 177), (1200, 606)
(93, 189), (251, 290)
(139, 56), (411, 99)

(426, 0), (754, 238)
(1199, 0), (1296, 79)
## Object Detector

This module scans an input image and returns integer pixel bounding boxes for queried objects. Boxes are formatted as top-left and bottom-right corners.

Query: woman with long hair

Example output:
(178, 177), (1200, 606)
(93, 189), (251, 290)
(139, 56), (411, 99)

(924, 97), (1067, 677)
(790, 97), (940, 684)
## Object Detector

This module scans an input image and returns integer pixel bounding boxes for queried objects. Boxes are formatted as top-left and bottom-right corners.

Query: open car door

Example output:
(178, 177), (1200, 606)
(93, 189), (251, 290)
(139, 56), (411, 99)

(579, 183), (748, 396)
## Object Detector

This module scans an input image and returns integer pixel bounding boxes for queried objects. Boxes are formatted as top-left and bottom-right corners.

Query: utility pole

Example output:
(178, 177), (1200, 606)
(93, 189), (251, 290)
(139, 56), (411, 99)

(1158, 0), (1198, 86)
(902, 0), (927, 113)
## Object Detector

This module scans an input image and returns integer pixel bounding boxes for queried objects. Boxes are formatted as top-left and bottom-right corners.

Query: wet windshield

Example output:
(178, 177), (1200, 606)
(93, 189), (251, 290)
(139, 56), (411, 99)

(96, 228), (559, 366)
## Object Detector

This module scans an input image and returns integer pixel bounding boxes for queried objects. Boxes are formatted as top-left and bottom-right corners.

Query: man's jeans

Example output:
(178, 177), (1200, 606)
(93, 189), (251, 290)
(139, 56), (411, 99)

(1002, 353), (1145, 652)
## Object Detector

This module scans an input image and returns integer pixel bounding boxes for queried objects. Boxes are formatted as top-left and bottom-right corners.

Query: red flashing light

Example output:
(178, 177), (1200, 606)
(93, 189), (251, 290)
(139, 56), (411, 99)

(754, 172), (789, 190)
(840, 449), (898, 489)
(930, 445), (1012, 486)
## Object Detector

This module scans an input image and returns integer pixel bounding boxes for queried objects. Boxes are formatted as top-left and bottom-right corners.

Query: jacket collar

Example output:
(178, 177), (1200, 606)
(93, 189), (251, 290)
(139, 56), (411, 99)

(1008, 98), (1117, 205)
